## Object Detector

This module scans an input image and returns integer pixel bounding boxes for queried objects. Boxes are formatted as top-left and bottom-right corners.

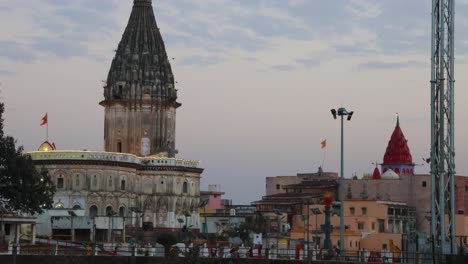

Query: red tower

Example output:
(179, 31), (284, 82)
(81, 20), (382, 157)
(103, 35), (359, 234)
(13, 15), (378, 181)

(381, 116), (415, 175)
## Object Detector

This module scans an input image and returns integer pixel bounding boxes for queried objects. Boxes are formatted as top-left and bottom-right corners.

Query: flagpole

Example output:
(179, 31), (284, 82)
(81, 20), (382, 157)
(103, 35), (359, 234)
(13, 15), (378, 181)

(46, 122), (49, 141)
(321, 147), (326, 169)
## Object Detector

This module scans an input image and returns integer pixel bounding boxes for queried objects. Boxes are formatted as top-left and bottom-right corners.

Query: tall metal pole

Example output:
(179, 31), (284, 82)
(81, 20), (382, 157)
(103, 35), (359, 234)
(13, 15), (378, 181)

(307, 203), (310, 261)
(339, 114), (344, 257)
(430, 0), (456, 255)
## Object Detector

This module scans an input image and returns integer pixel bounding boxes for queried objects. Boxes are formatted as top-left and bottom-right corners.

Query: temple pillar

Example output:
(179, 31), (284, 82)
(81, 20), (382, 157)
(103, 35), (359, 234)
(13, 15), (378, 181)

(15, 224), (20, 244)
(31, 224), (36, 245)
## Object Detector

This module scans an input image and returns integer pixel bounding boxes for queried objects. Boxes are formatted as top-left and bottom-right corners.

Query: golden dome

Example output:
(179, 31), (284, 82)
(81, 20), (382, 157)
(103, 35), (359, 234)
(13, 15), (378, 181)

(38, 141), (56, 152)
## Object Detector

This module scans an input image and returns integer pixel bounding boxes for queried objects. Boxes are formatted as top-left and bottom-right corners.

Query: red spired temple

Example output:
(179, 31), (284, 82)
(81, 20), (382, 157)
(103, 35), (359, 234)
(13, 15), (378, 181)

(381, 116), (415, 175)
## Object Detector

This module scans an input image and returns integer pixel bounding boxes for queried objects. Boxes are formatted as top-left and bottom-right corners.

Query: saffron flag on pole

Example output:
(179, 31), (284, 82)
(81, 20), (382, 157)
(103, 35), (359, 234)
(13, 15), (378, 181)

(321, 139), (327, 149)
(40, 113), (48, 126)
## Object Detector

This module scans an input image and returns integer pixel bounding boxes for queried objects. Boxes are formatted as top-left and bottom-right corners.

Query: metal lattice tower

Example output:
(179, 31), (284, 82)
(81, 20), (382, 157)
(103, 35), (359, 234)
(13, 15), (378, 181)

(430, 0), (456, 254)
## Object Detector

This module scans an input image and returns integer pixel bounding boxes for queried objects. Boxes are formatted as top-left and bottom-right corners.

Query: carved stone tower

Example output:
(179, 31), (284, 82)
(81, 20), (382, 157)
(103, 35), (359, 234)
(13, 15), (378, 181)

(101, 0), (180, 157)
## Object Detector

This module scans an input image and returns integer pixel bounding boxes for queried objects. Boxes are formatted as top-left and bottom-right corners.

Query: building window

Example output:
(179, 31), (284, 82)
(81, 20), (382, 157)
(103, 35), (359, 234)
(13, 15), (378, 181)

(378, 219), (385, 232)
(276, 184), (280, 190)
(183, 182), (188, 193)
(372, 222), (375, 230)
(361, 207), (367, 216)
(422, 181), (427, 187)
(358, 223), (364, 230)
(117, 141), (122, 153)
(119, 207), (125, 217)
(57, 178), (64, 189)
(465, 186), (467, 192)
(350, 207), (355, 215)
(75, 175), (80, 187)
(121, 180), (126, 191)
(89, 205), (98, 218)
(106, 206), (113, 216)
(93, 175), (98, 186)
(108, 176), (113, 187)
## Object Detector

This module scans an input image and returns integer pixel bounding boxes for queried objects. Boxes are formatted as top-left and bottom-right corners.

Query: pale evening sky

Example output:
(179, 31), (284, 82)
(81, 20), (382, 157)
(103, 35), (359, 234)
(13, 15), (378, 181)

(1, 0), (468, 204)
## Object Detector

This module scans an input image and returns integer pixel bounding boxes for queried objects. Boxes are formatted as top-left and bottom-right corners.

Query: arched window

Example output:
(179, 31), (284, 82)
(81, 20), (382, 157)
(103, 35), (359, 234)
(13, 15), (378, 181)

(119, 207), (125, 217)
(106, 206), (114, 216)
(57, 177), (64, 189)
(117, 141), (122, 153)
(89, 205), (98, 218)
(183, 182), (188, 193)
(121, 180), (126, 191)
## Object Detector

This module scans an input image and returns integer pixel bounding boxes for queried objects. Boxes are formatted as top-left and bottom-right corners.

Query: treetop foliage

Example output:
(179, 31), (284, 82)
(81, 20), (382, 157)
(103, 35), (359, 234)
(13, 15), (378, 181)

(0, 101), (55, 215)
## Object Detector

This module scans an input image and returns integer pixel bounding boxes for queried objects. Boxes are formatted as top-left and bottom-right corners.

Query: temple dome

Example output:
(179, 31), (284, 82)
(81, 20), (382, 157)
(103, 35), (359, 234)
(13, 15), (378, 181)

(383, 116), (413, 165)
(381, 169), (399, 179)
(38, 141), (56, 152)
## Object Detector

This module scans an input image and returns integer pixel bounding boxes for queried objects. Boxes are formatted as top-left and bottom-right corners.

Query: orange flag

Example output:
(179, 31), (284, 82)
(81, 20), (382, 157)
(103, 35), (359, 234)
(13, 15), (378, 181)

(321, 139), (327, 149)
(40, 113), (48, 126)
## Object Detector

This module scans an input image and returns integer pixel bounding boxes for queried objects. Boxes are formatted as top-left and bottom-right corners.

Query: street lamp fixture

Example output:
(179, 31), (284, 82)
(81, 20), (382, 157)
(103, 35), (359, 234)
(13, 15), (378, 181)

(330, 107), (354, 257)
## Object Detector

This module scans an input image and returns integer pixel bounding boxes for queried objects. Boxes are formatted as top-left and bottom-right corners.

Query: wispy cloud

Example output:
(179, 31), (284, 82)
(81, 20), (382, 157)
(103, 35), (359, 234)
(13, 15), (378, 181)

(0, 70), (16, 76)
(357, 60), (426, 70)
(345, 0), (382, 19)
(179, 55), (225, 66)
(271, 64), (295, 71)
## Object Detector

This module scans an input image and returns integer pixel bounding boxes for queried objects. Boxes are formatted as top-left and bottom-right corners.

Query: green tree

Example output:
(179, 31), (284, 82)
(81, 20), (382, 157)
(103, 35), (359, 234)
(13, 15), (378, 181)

(0, 101), (55, 215)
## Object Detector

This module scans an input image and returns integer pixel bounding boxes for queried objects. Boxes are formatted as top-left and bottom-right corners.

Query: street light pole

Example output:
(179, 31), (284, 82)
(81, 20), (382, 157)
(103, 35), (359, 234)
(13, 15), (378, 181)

(331, 107), (354, 258)
(340, 111), (344, 256)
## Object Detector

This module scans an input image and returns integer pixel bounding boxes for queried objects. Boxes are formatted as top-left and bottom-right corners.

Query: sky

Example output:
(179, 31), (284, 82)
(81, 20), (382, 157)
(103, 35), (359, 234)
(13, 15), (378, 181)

(1, 0), (468, 204)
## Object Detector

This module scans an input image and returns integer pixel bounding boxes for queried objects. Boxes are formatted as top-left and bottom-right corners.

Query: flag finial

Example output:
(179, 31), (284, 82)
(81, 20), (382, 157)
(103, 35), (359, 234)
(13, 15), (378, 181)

(396, 112), (399, 127)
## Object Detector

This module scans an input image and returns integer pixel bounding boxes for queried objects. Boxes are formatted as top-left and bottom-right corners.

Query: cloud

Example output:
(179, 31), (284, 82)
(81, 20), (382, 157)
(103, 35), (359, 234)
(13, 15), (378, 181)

(345, 0), (382, 19)
(0, 70), (16, 76)
(296, 58), (320, 68)
(271, 64), (295, 71)
(179, 55), (225, 66)
(0, 41), (37, 63)
(357, 60), (426, 70)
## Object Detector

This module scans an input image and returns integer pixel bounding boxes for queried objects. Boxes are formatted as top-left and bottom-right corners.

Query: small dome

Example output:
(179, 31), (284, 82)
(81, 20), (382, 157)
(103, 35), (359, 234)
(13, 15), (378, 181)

(381, 169), (399, 179)
(372, 167), (381, 180)
(38, 141), (56, 152)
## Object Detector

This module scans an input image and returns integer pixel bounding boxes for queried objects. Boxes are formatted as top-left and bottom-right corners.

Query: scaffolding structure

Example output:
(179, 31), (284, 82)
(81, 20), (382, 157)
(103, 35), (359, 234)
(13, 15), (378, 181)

(430, 0), (456, 254)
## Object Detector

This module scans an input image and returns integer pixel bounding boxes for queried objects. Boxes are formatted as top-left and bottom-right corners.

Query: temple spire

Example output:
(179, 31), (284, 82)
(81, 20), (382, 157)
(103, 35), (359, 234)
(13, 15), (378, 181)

(134, 0), (152, 6)
(101, 0), (179, 157)
(396, 112), (400, 127)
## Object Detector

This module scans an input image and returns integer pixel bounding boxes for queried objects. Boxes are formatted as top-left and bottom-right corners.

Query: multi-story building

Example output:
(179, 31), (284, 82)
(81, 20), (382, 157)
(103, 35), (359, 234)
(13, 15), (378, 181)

(255, 116), (468, 252)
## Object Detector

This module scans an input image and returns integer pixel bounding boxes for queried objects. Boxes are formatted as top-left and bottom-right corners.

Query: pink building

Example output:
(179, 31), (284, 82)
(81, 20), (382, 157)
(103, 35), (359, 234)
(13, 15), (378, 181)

(200, 185), (225, 210)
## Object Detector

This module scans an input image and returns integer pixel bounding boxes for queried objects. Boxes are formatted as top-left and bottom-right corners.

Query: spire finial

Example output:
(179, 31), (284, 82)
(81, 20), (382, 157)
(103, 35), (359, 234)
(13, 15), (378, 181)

(396, 112), (400, 127)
